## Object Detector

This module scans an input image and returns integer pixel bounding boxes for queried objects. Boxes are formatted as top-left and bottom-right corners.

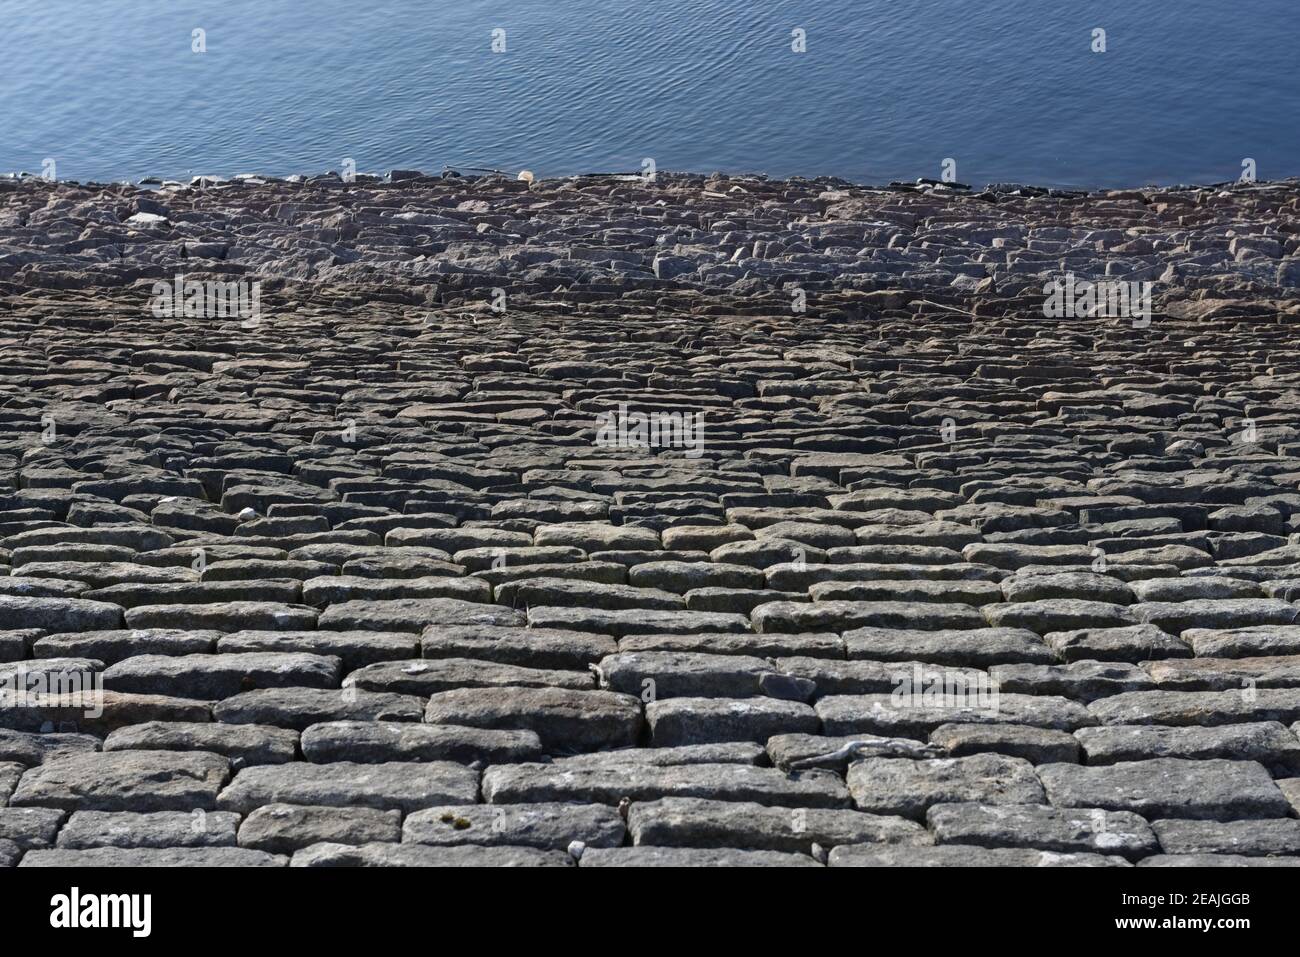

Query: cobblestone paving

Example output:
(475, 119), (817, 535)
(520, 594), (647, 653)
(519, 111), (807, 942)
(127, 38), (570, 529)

(2, 172), (1300, 866)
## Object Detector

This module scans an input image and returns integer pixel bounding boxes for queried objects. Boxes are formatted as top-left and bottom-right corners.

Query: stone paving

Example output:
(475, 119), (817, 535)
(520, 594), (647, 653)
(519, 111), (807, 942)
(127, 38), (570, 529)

(1, 171), (1300, 866)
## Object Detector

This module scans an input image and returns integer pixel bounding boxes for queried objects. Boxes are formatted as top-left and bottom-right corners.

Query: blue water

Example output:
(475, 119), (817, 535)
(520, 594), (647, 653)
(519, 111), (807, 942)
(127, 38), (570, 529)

(3, 0), (1297, 188)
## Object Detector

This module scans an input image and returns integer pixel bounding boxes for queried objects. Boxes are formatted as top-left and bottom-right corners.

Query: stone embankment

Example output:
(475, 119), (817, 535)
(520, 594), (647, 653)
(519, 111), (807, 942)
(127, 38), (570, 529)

(0, 172), (1299, 866)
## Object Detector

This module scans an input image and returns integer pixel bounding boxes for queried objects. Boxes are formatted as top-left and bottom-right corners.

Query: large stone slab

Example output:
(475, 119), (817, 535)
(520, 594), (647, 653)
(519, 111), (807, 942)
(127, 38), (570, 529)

(291, 842), (571, 867)
(217, 761), (480, 813)
(1037, 758), (1291, 821)
(482, 762), (849, 808)
(0, 596), (124, 632)
(526, 606), (749, 637)
(404, 802), (625, 849)
(421, 625), (617, 669)
(646, 697), (818, 745)
(828, 844), (1129, 867)
(1149, 818), (1300, 857)
(319, 598), (523, 633)
(102, 652), (340, 699)
(816, 692), (1092, 738)
(214, 687), (423, 730)
(1087, 688), (1300, 727)
(237, 803), (402, 853)
(219, 630), (418, 669)
(347, 657), (592, 695)
(1074, 721), (1300, 774)
(843, 627), (1053, 666)
(102, 721), (299, 768)
(926, 802), (1158, 859)
(597, 651), (774, 699)
(423, 687), (642, 751)
(847, 754), (1045, 819)
(0, 807), (65, 849)
(628, 797), (929, 853)
(124, 601), (318, 631)
(0, 729), (99, 765)
(10, 751), (230, 811)
(580, 846), (819, 867)
(56, 810), (241, 849)
(754, 600), (985, 634)
(21, 846), (287, 866)
(33, 629), (222, 664)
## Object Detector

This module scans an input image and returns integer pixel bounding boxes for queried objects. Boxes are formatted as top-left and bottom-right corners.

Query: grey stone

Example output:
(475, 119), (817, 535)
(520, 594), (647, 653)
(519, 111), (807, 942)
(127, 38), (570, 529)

(828, 844), (1129, 867)
(551, 743), (765, 768)
(404, 802), (624, 849)
(0, 807), (65, 849)
(238, 803), (402, 853)
(214, 687), (424, 730)
(21, 846), (287, 866)
(580, 846), (819, 867)
(1044, 624), (1190, 663)
(1131, 598), (1299, 636)
(217, 761), (479, 813)
(348, 657), (592, 695)
(33, 629), (221, 664)
(776, 656), (984, 696)
(628, 797), (930, 853)
(1137, 853), (1300, 867)
(646, 696), (818, 745)
(56, 810), (240, 848)
(218, 629), (418, 670)
(124, 601), (318, 631)
(847, 754), (1045, 819)
(424, 687), (642, 751)
(102, 721), (299, 768)
(929, 723), (1082, 763)
(1183, 625), (1300, 658)
(1142, 654), (1300, 691)
(983, 599), (1135, 633)
(0, 596), (124, 632)
(754, 600), (985, 634)
(1038, 758), (1291, 820)
(0, 761), (22, 804)
(927, 802), (1157, 859)
(989, 660), (1155, 700)
(291, 841), (572, 867)
(598, 651), (773, 698)
(526, 605), (749, 637)
(1000, 572), (1134, 605)
(1151, 818), (1300, 857)
(816, 692), (1092, 738)
(0, 729), (99, 765)
(422, 625), (617, 669)
(843, 626), (1053, 666)
(318, 597), (523, 632)
(1087, 688), (1300, 727)
(482, 762), (849, 807)
(299, 720), (543, 764)
(10, 750), (230, 811)
(1074, 721), (1300, 774)
(102, 652), (340, 699)
(619, 630), (844, 658)
(766, 733), (943, 773)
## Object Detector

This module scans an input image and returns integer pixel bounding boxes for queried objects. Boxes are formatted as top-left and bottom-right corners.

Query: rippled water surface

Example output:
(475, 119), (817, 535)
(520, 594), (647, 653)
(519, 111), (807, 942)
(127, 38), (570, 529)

(3, 0), (1297, 187)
